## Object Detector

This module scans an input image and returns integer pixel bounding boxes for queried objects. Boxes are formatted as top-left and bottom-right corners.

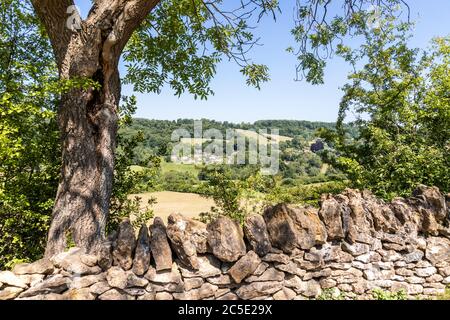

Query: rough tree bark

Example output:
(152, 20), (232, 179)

(31, 0), (160, 257)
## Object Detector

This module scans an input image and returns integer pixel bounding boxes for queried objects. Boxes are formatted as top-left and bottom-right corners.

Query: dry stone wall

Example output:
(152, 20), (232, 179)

(1, 185), (449, 300)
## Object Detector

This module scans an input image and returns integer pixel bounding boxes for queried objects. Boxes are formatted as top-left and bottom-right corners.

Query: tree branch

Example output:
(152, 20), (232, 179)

(30, 0), (75, 65)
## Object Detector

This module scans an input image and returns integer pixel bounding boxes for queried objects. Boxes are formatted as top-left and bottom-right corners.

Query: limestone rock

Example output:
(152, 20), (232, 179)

(404, 250), (424, 264)
(372, 199), (405, 233)
(170, 213), (208, 253)
(19, 274), (70, 298)
(123, 287), (147, 296)
(127, 273), (149, 288)
(243, 214), (272, 256)
(263, 204), (299, 253)
(155, 292), (173, 300)
(303, 268), (332, 281)
(106, 266), (128, 289)
(97, 241), (113, 271)
(145, 265), (182, 284)
(132, 224), (151, 276)
(137, 292), (156, 300)
(352, 279), (370, 294)
(264, 204), (327, 253)
(425, 237), (450, 265)
(0, 286), (24, 300)
(89, 281), (111, 295)
(64, 288), (95, 300)
(149, 281), (184, 293)
(150, 217), (173, 271)
(98, 289), (132, 300)
(236, 281), (283, 300)
(228, 251), (261, 284)
(13, 258), (54, 275)
(406, 276), (425, 284)
(413, 185), (447, 223)
(166, 214), (208, 269)
(426, 274), (444, 283)
(207, 216), (246, 262)
(273, 287), (296, 300)
(80, 254), (98, 267)
(112, 219), (136, 270)
(415, 267), (437, 278)
(207, 274), (232, 286)
(173, 283), (218, 300)
(318, 195), (345, 240)
(438, 266), (450, 277)
(16, 293), (65, 300)
(0, 271), (28, 289)
(184, 278), (204, 291)
(292, 206), (328, 248)
(345, 189), (376, 244)
(303, 279), (322, 298)
(245, 268), (284, 283)
(355, 252), (381, 264)
(262, 253), (290, 264)
(341, 241), (370, 256)
(274, 261), (305, 277)
(253, 262), (269, 276)
(178, 255), (222, 279)
(52, 247), (101, 276)
(18, 274), (45, 287)
(283, 275), (305, 292)
(216, 292), (239, 300)
(70, 273), (106, 289)
(319, 278), (337, 289)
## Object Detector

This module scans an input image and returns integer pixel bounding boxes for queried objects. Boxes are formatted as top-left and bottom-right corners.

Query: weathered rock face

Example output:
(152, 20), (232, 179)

(425, 237), (450, 265)
(345, 189), (376, 244)
(264, 204), (327, 252)
(1, 186), (450, 301)
(98, 241), (114, 271)
(150, 217), (173, 271)
(166, 213), (208, 270)
(112, 219), (136, 271)
(13, 259), (54, 276)
(132, 225), (151, 276)
(318, 195), (345, 240)
(51, 247), (101, 276)
(244, 215), (272, 256)
(413, 185), (447, 223)
(228, 251), (261, 284)
(207, 216), (246, 263)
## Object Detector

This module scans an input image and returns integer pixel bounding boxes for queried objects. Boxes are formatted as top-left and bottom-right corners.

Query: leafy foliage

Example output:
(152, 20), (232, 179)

(198, 166), (270, 224)
(371, 289), (408, 300)
(124, 0), (276, 98)
(317, 288), (346, 300)
(319, 18), (450, 199)
(0, 0), (59, 268)
(290, 0), (410, 84)
(108, 97), (160, 233)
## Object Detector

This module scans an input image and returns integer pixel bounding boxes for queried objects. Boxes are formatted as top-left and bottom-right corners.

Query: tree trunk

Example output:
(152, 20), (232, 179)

(45, 68), (121, 257)
(31, 0), (161, 257)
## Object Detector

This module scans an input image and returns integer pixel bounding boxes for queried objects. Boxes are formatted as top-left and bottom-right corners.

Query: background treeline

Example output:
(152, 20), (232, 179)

(119, 117), (354, 160)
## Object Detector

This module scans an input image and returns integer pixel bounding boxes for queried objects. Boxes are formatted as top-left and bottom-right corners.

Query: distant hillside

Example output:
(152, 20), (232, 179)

(119, 118), (342, 163)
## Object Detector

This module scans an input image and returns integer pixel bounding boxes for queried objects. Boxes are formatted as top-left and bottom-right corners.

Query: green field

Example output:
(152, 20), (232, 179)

(131, 159), (201, 176)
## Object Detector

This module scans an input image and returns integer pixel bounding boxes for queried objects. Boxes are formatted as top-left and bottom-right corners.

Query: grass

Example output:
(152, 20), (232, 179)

(131, 159), (200, 176)
(160, 160), (200, 175)
(435, 286), (450, 300)
(235, 129), (293, 144)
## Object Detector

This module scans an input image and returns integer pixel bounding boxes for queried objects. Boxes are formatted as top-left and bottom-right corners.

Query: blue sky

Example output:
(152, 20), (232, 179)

(76, 1), (450, 123)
